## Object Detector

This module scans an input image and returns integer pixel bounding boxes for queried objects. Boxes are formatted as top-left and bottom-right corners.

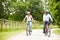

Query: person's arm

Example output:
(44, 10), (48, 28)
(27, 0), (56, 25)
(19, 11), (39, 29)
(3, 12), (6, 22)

(49, 14), (53, 22)
(31, 15), (33, 21)
(43, 14), (44, 21)
(23, 15), (27, 22)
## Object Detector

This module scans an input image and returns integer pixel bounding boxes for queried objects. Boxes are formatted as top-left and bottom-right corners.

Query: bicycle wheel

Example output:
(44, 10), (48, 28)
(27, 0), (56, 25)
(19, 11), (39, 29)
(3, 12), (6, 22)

(26, 27), (29, 36)
(48, 28), (51, 37)
(45, 28), (48, 36)
(29, 29), (31, 35)
(26, 28), (28, 36)
(26, 27), (31, 36)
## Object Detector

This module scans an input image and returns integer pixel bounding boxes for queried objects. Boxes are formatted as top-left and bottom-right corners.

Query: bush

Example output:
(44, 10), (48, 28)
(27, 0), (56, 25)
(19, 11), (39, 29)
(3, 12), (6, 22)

(49, 0), (60, 28)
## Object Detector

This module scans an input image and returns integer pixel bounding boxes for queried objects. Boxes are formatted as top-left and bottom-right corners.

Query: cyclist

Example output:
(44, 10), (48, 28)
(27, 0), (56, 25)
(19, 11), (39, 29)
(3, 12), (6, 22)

(24, 11), (33, 35)
(43, 10), (53, 33)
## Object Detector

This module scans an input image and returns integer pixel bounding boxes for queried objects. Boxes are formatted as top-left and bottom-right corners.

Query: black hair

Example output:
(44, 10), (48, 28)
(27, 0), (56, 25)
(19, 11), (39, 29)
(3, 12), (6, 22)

(27, 10), (30, 11)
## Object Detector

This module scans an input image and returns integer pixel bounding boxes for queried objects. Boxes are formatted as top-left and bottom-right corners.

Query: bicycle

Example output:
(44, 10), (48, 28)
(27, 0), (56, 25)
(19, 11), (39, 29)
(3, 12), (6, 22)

(26, 21), (32, 36)
(45, 22), (51, 37)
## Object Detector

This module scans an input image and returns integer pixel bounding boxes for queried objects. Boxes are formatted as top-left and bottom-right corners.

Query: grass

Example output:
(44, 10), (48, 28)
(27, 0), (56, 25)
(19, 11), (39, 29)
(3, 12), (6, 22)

(50, 24), (58, 29)
(0, 28), (25, 40)
(53, 30), (60, 35)
(32, 24), (59, 29)
(0, 22), (59, 40)
(0, 31), (17, 40)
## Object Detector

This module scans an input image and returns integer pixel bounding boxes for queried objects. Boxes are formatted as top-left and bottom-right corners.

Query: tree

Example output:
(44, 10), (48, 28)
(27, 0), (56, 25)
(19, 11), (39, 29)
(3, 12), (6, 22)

(0, 0), (5, 19)
(49, 0), (60, 27)
(4, 0), (43, 22)
(27, 0), (43, 21)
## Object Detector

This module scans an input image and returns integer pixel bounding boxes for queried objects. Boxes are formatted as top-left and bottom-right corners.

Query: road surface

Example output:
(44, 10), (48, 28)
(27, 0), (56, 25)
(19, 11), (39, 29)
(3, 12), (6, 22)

(6, 29), (60, 40)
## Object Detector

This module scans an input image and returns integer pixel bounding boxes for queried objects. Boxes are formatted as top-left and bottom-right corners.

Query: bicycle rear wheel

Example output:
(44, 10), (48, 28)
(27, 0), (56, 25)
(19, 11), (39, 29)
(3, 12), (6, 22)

(45, 28), (48, 36)
(48, 29), (51, 37)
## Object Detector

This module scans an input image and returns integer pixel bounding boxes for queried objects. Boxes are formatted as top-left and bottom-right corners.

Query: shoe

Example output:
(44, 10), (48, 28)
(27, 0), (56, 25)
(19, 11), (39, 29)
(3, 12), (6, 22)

(43, 32), (45, 33)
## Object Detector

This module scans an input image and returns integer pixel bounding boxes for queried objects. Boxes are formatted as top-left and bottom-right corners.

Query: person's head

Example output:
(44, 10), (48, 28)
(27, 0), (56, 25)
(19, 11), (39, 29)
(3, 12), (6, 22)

(44, 10), (49, 15)
(26, 11), (30, 16)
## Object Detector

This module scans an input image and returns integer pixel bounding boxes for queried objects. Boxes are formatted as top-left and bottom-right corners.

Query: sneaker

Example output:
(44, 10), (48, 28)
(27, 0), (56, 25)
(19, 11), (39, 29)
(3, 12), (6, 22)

(43, 32), (45, 33)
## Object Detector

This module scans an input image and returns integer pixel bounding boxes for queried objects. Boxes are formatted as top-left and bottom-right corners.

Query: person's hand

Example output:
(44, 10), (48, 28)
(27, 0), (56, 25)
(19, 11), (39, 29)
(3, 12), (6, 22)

(51, 20), (53, 22)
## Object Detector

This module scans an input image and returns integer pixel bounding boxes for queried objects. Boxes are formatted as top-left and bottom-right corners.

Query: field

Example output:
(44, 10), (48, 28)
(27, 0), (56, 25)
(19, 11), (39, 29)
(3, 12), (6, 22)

(53, 29), (60, 35)
(0, 20), (59, 40)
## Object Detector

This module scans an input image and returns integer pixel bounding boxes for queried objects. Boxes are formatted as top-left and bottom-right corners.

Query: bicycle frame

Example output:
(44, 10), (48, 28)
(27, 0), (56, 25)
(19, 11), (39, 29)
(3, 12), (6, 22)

(45, 22), (51, 37)
(46, 22), (48, 32)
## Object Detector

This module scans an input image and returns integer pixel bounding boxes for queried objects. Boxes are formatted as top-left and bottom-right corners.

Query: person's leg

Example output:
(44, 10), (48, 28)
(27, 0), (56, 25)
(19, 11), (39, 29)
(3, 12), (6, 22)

(43, 21), (46, 33)
(28, 21), (31, 32)
(48, 22), (50, 31)
(26, 21), (29, 36)
(26, 21), (31, 31)
(26, 22), (28, 30)
(30, 22), (32, 32)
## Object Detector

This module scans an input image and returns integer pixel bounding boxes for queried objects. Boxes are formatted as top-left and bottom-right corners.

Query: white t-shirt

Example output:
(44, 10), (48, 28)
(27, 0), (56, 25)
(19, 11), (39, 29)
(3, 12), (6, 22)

(43, 14), (53, 21)
(25, 15), (33, 21)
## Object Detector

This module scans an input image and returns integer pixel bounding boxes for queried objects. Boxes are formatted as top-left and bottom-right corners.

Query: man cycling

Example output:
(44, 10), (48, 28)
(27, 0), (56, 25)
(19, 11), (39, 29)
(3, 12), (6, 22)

(43, 10), (53, 33)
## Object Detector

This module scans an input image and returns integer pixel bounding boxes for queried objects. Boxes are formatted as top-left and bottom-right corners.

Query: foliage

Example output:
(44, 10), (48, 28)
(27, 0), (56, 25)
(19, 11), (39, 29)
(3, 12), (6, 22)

(49, 0), (60, 27)
(1, 0), (43, 21)
(53, 30), (60, 35)
(0, 0), (5, 19)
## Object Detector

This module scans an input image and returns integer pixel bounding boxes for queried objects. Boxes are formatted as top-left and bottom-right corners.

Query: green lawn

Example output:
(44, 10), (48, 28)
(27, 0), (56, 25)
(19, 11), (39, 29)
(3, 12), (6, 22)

(0, 29), (24, 40)
(0, 22), (59, 40)
(0, 31), (16, 40)
(53, 30), (60, 35)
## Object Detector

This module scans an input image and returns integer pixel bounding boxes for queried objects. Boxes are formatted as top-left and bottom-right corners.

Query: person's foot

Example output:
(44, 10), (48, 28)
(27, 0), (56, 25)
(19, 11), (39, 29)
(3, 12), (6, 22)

(43, 32), (45, 33)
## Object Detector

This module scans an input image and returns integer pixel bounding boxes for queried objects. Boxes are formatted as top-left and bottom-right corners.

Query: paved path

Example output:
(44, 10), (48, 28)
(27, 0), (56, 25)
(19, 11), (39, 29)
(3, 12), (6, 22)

(6, 29), (60, 40)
